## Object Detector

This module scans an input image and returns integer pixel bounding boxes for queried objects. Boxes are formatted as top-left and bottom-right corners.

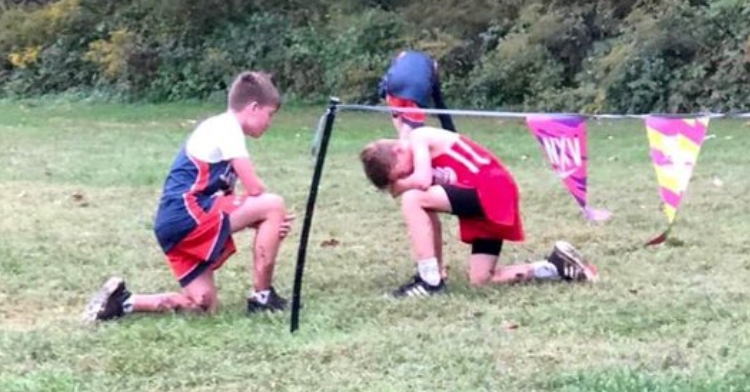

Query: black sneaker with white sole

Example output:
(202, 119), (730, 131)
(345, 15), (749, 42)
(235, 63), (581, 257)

(83, 277), (132, 322)
(546, 241), (598, 282)
(247, 286), (288, 313)
(391, 274), (446, 298)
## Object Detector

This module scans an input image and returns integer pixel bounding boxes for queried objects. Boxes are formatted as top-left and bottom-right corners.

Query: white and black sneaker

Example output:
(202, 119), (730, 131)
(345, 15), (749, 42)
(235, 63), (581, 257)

(391, 275), (446, 298)
(247, 287), (288, 314)
(547, 241), (598, 282)
(83, 277), (132, 323)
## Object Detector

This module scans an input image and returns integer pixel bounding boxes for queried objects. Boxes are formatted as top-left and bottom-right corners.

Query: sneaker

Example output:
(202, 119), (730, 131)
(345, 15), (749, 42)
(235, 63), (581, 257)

(83, 277), (132, 323)
(547, 241), (598, 282)
(247, 286), (288, 313)
(391, 274), (446, 298)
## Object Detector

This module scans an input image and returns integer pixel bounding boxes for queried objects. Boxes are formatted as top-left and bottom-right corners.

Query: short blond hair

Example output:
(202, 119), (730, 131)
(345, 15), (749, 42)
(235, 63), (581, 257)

(227, 71), (280, 111)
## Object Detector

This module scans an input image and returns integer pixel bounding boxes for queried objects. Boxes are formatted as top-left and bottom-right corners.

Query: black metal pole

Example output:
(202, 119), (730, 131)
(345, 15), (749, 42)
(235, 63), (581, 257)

(290, 97), (340, 333)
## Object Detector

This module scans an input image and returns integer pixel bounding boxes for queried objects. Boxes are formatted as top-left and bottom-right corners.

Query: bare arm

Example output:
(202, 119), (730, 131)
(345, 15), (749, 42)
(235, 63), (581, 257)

(231, 156), (265, 196)
(399, 131), (433, 189)
(387, 178), (414, 198)
(387, 131), (434, 197)
(397, 121), (413, 140)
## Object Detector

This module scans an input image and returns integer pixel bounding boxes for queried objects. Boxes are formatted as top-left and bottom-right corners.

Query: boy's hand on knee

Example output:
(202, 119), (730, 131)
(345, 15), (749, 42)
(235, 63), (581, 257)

(279, 214), (295, 238)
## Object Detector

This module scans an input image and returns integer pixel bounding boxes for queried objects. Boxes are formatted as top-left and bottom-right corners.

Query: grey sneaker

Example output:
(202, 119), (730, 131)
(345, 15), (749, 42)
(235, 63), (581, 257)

(547, 241), (598, 282)
(83, 277), (131, 323)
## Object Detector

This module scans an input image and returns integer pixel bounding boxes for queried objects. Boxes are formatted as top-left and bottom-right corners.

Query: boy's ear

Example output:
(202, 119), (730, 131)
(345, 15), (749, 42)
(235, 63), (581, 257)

(239, 101), (259, 113)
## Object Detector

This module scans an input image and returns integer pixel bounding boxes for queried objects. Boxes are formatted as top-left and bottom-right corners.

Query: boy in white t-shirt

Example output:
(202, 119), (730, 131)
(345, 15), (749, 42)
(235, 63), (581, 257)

(83, 71), (294, 322)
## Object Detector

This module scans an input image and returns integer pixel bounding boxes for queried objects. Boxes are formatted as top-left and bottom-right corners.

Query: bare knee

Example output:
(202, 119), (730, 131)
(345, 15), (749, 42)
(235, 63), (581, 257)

(176, 283), (217, 312)
(468, 253), (498, 287)
(401, 189), (427, 211)
(264, 193), (286, 211)
(234, 193), (286, 230)
(468, 270), (492, 286)
(256, 193), (286, 217)
(187, 290), (216, 312)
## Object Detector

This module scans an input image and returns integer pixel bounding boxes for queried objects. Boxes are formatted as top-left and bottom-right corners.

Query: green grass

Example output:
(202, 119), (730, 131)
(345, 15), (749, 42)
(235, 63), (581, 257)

(1, 101), (749, 391)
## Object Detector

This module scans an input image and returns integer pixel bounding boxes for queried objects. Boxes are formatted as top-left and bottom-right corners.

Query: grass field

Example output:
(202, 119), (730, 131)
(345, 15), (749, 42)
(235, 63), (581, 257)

(1, 101), (749, 392)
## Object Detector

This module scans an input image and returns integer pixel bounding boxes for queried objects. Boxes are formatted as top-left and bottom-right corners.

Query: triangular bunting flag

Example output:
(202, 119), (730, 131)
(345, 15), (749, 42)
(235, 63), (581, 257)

(525, 115), (611, 221)
(644, 116), (708, 246)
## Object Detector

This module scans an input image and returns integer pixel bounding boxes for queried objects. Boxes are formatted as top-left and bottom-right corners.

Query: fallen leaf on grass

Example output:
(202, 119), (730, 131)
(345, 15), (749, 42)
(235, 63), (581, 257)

(71, 192), (89, 207)
(320, 238), (340, 247)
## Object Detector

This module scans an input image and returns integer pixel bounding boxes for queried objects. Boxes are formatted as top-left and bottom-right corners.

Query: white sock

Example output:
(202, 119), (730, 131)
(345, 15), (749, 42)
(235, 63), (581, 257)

(123, 297), (134, 313)
(417, 258), (441, 286)
(251, 289), (270, 304)
(531, 261), (561, 281)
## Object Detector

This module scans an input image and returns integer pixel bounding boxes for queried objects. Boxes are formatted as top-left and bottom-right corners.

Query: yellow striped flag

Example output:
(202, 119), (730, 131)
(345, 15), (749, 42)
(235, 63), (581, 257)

(644, 116), (709, 246)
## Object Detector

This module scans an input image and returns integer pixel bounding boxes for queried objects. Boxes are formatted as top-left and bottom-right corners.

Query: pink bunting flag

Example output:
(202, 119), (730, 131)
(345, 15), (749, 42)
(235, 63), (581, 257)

(526, 114), (611, 221)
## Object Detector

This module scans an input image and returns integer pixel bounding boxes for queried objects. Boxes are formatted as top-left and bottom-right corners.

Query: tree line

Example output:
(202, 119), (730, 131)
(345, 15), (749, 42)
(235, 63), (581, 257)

(0, 0), (748, 113)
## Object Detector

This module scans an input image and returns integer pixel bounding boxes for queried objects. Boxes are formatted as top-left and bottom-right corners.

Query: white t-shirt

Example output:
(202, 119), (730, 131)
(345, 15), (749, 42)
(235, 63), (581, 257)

(185, 112), (249, 163)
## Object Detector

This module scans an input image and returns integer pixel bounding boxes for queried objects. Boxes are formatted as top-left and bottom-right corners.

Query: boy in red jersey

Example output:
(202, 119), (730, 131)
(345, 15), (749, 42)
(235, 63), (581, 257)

(83, 71), (294, 321)
(360, 126), (597, 297)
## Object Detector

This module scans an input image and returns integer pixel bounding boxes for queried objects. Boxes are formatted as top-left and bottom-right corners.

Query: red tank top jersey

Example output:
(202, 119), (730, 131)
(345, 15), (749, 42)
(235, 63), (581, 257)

(431, 136), (525, 243)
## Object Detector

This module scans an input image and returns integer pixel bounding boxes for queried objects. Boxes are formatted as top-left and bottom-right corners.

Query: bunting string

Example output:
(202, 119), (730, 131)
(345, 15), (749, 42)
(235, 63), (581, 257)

(336, 103), (750, 120)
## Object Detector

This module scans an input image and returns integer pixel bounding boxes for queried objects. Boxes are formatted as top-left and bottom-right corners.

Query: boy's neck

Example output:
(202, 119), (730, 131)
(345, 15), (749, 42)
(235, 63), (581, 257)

(227, 109), (242, 123)
(226, 109), (247, 135)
